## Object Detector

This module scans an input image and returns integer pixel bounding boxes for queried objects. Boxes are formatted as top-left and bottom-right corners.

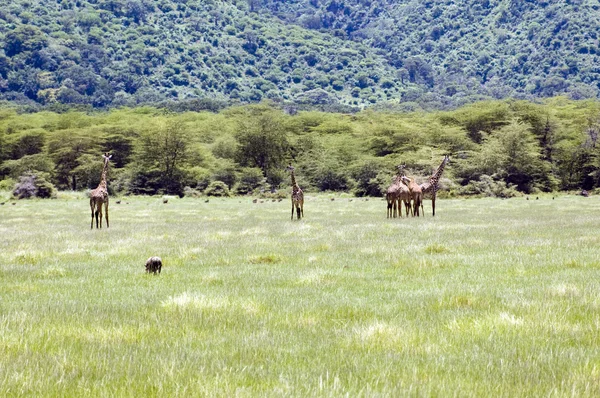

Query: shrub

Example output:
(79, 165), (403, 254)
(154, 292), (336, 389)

(312, 168), (349, 191)
(258, 189), (288, 200)
(236, 167), (264, 194)
(212, 166), (238, 189)
(0, 178), (16, 191)
(351, 160), (388, 197)
(204, 181), (230, 197)
(13, 173), (56, 199)
(458, 175), (520, 198)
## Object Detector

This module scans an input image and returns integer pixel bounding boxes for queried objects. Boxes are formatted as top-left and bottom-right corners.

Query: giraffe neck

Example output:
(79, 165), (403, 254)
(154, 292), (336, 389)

(290, 170), (298, 188)
(429, 156), (448, 187)
(99, 158), (109, 190)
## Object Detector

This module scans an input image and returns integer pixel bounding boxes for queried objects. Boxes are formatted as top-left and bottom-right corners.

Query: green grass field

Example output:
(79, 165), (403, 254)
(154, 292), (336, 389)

(1, 194), (600, 396)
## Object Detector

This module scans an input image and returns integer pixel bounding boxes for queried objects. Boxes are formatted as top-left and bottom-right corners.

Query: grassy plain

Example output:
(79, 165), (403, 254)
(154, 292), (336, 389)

(1, 193), (600, 397)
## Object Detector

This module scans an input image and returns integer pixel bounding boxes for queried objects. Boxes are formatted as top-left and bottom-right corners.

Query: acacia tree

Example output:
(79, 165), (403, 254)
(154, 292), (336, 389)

(47, 131), (98, 190)
(133, 119), (189, 195)
(234, 107), (289, 177)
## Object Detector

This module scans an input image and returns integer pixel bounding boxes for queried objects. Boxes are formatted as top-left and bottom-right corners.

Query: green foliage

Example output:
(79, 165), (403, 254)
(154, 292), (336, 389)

(204, 180), (230, 197)
(234, 106), (289, 175)
(1, 154), (54, 180)
(236, 167), (264, 194)
(458, 175), (520, 198)
(1, 98), (600, 196)
(4, 1), (598, 109)
(134, 119), (189, 195)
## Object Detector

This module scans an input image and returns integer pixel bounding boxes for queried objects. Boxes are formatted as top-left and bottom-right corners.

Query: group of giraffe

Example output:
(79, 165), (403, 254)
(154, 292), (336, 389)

(88, 154), (447, 228)
(386, 155), (449, 218)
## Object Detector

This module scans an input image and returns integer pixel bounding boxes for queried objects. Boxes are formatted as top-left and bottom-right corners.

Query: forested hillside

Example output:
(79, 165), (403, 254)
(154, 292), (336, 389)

(1, 0), (599, 110)
(257, 0), (600, 105)
(2, 98), (599, 198)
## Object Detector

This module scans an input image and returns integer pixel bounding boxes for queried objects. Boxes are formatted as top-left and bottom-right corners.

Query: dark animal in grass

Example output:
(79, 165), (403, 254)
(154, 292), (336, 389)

(581, 190), (589, 197)
(163, 198), (168, 204)
(145, 256), (162, 274)
(116, 200), (121, 204)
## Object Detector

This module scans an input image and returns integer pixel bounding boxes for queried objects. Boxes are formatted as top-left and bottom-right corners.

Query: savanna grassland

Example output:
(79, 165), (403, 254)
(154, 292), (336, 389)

(1, 194), (600, 396)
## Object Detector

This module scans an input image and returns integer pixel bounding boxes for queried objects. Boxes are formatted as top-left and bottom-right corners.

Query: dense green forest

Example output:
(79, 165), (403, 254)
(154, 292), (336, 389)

(1, 98), (599, 198)
(1, 0), (599, 110)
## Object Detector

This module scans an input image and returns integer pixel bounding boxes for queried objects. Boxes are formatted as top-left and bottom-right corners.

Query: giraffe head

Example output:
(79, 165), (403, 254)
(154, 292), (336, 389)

(396, 164), (406, 176)
(285, 164), (295, 173)
(401, 175), (412, 185)
(102, 152), (112, 161)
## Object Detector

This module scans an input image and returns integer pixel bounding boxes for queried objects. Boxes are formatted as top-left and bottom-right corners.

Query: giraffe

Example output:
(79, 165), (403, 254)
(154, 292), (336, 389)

(401, 175), (424, 217)
(419, 154), (449, 217)
(386, 165), (410, 218)
(286, 164), (304, 220)
(90, 152), (112, 229)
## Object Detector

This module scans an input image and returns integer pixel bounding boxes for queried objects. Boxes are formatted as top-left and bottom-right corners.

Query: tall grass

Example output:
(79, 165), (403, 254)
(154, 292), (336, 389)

(1, 194), (599, 396)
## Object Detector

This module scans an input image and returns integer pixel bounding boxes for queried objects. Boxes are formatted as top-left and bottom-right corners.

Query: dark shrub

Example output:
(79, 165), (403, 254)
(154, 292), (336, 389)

(13, 173), (56, 199)
(204, 181), (230, 197)
(236, 167), (264, 195)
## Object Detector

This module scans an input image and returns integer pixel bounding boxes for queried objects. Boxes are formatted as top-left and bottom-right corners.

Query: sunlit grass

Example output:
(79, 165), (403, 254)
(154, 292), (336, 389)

(1, 194), (600, 396)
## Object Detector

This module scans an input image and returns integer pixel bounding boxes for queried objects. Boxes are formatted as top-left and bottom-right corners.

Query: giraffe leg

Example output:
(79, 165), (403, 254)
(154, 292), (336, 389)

(105, 201), (109, 228)
(95, 210), (99, 228)
(98, 207), (103, 228)
(300, 200), (304, 218)
(291, 201), (295, 220)
(90, 201), (95, 229)
(432, 194), (436, 217)
(296, 206), (301, 219)
(392, 200), (397, 218)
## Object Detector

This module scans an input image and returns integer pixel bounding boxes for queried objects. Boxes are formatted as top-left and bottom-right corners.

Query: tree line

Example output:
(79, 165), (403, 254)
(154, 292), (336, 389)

(1, 98), (599, 198)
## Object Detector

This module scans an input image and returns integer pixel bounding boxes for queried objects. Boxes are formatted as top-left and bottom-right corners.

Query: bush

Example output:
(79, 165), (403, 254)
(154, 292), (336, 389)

(212, 166), (238, 189)
(351, 160), (388, 197)
(458, 175), (520, 198)
(13, 173), (56, 199)
(313, 168), (349, 191)
(236, 167), (264, 194)
(258, 189), (288, 200)
(0, 178), (16, 191)
(204, 181), (230, 197)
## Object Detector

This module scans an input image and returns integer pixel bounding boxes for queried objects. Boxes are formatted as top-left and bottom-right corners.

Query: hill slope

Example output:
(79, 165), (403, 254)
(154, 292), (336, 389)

(0, 0), (599, 109)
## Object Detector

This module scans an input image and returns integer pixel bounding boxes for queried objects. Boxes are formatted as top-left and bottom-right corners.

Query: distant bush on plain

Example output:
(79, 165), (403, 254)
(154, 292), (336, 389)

(13, 173), (56, 199)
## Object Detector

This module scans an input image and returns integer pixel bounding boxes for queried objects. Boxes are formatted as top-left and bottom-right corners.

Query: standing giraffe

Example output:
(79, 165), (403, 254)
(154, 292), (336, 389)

(401, 175), (424, 217)
(419, 155), (449, 217)
(386, 165), (410, 218)
(286, 164), (304, 220)
(90, 152), (112, 229)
